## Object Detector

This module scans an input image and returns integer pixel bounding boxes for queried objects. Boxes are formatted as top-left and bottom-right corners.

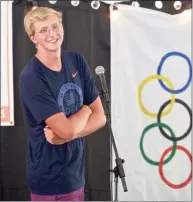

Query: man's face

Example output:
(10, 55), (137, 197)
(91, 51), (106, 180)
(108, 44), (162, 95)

(31, 15), (64, 52)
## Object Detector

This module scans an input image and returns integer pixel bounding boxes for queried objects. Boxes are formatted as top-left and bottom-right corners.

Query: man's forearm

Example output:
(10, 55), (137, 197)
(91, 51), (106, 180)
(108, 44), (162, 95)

(46, 97), (106, 142)
(77, 111), (106, 138)
(68, 105), (91, 135)
(50, 105), (91, 141)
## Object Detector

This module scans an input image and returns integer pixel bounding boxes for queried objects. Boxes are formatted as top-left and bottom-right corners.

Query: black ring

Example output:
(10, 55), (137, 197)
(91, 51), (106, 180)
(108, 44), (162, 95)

(157, 98), (192, 141)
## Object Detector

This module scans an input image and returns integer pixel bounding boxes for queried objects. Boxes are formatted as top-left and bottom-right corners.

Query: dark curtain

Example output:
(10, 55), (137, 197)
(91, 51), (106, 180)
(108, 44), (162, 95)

(0, 1), (111, 200)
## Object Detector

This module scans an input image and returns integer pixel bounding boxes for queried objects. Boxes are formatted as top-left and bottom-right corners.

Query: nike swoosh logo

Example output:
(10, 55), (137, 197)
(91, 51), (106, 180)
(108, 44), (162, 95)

(72, 71), (78, 78)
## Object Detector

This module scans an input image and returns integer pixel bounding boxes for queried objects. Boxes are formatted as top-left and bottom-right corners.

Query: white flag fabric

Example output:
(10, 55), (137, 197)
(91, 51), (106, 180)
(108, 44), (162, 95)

(110, 5), (191, 201)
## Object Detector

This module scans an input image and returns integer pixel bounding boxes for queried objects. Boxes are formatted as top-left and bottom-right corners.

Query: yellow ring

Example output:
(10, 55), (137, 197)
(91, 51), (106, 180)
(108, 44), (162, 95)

(138, 75), (175, 118)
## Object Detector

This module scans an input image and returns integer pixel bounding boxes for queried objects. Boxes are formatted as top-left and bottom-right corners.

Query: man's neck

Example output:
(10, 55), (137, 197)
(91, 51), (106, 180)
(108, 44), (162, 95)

(36, 49), (62, 72)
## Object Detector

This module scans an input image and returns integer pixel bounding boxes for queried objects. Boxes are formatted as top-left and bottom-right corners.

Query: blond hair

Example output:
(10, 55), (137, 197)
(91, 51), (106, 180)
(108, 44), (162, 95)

(24, 7), (63, 36)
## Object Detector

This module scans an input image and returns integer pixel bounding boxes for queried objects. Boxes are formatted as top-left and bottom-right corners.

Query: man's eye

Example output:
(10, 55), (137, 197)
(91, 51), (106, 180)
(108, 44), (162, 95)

(40, 28), (47, 33)
(52, 25), (58, 30)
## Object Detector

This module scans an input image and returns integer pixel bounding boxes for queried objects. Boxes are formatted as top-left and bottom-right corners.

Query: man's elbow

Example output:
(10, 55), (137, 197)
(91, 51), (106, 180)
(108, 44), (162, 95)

(100, 114), (107, 128)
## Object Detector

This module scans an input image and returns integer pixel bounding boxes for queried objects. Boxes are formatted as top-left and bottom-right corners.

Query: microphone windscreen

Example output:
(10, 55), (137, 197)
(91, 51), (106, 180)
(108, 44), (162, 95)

(95, 66), (105, 75)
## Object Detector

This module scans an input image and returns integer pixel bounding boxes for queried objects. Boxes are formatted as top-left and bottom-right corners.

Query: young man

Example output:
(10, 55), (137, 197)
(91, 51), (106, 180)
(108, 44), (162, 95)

(20, 7), (106, 201)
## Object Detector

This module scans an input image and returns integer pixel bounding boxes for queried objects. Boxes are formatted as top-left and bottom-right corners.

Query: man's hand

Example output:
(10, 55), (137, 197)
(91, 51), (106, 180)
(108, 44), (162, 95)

(44, 126), (69, 145)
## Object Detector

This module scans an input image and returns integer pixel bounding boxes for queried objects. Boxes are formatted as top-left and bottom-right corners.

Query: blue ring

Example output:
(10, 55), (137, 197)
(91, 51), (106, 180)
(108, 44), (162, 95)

(157, 51), (192, 94)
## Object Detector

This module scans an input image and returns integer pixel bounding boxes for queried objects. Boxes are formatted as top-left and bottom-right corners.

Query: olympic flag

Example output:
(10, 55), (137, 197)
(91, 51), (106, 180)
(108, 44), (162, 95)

(110, 5), (192, 201)
(1, 1), (14, 126)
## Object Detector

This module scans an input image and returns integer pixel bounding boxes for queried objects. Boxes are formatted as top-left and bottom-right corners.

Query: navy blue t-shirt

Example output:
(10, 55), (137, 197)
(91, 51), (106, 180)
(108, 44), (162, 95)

(19, 51), (99, 195)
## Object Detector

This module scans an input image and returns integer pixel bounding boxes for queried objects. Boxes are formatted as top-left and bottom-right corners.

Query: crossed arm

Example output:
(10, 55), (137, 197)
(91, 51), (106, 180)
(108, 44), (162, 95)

(44, 97), (106, 144)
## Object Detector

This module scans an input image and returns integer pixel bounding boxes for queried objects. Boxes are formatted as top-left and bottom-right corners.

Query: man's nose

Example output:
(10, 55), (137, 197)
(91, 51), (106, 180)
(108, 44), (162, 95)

(49, 29), (56, 37)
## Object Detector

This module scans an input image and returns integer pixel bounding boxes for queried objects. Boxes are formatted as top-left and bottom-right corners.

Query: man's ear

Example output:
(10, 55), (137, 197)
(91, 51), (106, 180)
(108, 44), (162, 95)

(30, 35), (38, 45)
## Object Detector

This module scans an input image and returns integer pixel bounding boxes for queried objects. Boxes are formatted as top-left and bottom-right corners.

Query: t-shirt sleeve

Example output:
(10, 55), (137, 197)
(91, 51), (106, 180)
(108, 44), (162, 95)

(20, 72), (62, 124)
(77, 54), (99, 105)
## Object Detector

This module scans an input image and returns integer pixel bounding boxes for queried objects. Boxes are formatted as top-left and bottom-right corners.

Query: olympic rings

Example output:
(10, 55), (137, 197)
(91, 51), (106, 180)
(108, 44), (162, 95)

(138, 51), (192, 189)
(159, 145), (192, 189)
(140, 122), (177, 166)
(157, 51), (192, 94)
(157, 98), (192, 142)
(138, 75), (175, 118)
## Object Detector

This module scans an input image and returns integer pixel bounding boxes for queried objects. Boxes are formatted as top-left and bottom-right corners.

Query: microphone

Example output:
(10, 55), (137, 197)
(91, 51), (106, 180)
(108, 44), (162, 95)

(95, 66), (110, 103)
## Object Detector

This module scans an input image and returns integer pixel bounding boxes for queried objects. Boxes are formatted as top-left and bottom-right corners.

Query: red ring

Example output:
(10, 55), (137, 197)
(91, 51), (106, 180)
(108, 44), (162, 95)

(159, 145), (192, 189)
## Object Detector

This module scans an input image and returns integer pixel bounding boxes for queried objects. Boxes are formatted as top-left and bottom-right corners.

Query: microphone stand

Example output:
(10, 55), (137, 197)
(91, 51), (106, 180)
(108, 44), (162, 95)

(99, 89), (128, 201)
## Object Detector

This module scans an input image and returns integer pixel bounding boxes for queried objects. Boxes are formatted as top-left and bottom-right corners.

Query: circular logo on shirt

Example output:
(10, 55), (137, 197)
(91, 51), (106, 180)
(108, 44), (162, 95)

(58, 83), (83, 116)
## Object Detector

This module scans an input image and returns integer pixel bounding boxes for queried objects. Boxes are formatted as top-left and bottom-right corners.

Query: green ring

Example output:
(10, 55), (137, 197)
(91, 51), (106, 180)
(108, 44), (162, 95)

(140, 122), (177, 166)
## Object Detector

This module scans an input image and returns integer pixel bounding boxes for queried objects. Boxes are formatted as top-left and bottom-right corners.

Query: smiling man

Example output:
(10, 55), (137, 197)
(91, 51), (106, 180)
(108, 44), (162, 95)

(19, 7), (106, 201)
